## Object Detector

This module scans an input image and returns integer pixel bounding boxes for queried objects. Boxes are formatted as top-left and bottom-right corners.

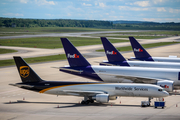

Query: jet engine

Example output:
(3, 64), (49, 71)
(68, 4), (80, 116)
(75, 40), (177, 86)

(109, 96), (117, 100)
(93, 94), (109, 103)
(157, 80), (174, 92)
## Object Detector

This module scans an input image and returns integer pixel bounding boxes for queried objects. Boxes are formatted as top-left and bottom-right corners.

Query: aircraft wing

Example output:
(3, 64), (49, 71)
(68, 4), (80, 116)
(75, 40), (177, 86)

(61, 90), (106, 96)
(94, 72), (170, 83)
(169, 91), (180, 95)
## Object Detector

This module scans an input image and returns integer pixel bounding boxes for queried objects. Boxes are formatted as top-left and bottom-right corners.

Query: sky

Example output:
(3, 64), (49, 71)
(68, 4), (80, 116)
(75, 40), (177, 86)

(0, 0), (180, 23)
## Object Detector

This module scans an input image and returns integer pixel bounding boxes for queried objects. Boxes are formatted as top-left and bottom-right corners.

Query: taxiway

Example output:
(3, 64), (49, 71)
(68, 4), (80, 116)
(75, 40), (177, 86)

(0, 42), (180, 120)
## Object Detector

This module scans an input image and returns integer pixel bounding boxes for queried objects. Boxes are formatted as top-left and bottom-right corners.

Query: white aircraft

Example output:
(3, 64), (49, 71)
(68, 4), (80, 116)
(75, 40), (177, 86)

(59, 38), (180, 93)
(99, 37), (180, 69)
(10, 56), (169, 105)
(129, 37), (180, 63)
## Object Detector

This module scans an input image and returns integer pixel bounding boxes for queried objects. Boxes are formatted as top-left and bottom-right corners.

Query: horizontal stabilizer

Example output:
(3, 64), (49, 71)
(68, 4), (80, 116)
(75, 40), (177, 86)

(99, 62), (115, 66)
(9, 83), (34, 88)
(60, 67), (83, 73)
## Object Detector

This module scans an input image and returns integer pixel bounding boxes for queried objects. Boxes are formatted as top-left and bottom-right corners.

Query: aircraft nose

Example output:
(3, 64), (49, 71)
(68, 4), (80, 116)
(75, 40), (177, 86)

(163, 91), (169, 97)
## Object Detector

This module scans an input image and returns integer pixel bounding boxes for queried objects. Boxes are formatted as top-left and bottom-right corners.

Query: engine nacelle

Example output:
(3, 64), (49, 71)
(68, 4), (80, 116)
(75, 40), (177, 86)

(93, 94), (109, 103)
(109, 96), (117, 100)
(157, 80), (174, 92)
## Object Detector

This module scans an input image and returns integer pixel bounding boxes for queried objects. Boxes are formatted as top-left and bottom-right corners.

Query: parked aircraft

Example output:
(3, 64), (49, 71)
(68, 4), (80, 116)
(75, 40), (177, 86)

(129, 37), (180, 62)
(9, 57), (169, 105)
(99, 37), (180, 69)
(59, 38), (180, 93)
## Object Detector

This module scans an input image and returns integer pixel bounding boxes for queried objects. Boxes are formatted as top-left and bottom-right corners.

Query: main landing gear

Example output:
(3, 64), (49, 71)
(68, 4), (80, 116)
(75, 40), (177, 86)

(81, 97), (94, 105)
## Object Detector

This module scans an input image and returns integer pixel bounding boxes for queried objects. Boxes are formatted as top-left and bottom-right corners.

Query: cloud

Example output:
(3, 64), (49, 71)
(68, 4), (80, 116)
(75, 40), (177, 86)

(99, 2), (105, 7)
(20, 0), (28, 4)
(131, 7), (148, 11)
(118, 6), (127, 10)
(153, 0), (163, 4)
(46, 14), (54, 17)
(35, 0), (55, 6)
(143, 17), (179, 22)
(134, 1), (150, 7)
(67, 13), (71, 16)
(157, 7), (166, 12)
(169, 8), (180, 13)
(82, 3), (92, 6)
(3, 13), (24, 17)
(119, 6), (148, 11)
(143, 18), (161, 22)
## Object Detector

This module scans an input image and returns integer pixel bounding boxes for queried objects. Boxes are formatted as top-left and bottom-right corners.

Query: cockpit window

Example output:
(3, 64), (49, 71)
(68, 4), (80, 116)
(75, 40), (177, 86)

(158, 89), (163, 91)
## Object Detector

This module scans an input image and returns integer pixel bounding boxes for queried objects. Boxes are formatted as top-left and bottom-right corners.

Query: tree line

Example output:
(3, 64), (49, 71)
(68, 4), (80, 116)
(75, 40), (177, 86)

(0, 17), (180, 30)
(0, 18), (113, 28)
(113, 22), (180, 30)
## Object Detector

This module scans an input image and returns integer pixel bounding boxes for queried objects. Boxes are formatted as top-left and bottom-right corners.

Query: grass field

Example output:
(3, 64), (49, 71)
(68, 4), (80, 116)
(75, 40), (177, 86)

(90, 30), (180, 36)
(1, 28), (180, 67)
(0, 27), (119, 37)
(1, 42), (180, 67)
(0, 37), (127, 49)
(97, 42), (180, 52)
(0, 48), (17, 54)
(100, 36), (165, 39)
(0, 54), (66, 67)
(113, 31), (180, 36)
(0, 27), (117, 36)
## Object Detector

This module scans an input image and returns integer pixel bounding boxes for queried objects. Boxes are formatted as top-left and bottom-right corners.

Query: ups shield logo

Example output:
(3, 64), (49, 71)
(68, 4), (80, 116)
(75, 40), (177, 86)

(20, 66), (30, 78)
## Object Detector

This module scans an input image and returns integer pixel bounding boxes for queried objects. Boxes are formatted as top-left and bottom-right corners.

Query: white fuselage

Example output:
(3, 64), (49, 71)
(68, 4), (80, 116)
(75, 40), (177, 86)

(91, 66), (180, 85)
(44, 83), (169, 98)
(152, 57), (180, 63)
(127, 61), (180, 69)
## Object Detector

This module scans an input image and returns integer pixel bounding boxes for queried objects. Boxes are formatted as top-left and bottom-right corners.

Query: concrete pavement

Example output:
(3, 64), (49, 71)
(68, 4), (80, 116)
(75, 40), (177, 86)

(0, 43), (180, 120)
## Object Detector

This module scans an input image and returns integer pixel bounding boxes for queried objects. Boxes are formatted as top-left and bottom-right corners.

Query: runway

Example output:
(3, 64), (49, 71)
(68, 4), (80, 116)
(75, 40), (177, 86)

(1, 42), (180, 120)
(0, 30), (140, 39)
(0, 36), (180, 60)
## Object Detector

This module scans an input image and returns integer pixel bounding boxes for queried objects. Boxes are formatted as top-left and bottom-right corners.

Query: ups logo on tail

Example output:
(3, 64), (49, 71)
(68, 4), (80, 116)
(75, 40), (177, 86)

(20, 66), (30, 78)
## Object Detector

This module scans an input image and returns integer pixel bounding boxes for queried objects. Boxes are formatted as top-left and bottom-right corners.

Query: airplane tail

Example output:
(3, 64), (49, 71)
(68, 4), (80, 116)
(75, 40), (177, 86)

(129, 37), (151, 58)
(60, 38), (91, 67)
(101, 37), (126, 62)
(14, 56), (43, 83)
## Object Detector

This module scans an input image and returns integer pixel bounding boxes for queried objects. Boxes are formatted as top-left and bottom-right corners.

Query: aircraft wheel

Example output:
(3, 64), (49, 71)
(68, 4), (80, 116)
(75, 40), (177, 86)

(81, 101), (85, 104)
(85, 101), (89, 105)
(81, 100), (89, 105)
(90, 99), (94, 103)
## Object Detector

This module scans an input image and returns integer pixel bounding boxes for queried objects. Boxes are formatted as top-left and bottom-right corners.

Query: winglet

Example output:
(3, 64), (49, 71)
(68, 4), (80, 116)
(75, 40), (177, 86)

(129, 37), (151, 58)
(101, 37), (126, 62)
(61, 38), (91, 67)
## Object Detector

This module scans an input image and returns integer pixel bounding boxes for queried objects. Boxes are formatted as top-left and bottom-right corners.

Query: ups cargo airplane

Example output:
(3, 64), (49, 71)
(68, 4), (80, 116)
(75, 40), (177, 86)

(9, 57), (169, 105)
(99, 37), (180, 69)
(129, 37), (180, 62)
(59, 38), (180, 93)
